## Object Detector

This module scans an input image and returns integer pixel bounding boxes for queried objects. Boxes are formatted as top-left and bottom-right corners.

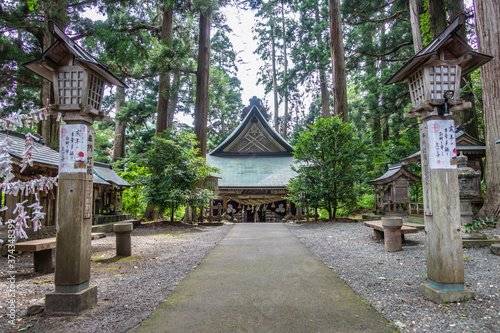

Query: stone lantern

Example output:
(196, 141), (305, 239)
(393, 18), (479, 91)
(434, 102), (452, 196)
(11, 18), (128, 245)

(24, 21), (126, 315)
(457, 153), (481, 227)
(385, 14), (491, 304)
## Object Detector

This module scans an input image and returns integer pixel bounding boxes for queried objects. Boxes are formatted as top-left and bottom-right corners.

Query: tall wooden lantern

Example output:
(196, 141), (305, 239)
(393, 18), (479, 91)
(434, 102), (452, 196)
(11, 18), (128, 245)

(24, 21), (127, 315)
(385, 14), (491, 304)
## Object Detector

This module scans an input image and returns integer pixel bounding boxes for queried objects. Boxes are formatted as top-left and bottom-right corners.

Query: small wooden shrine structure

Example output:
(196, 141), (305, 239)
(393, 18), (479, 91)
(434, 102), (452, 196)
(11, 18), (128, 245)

(367, 163), (420, 214)
(206, 101), (298, 222)
(93, 162), (130, 217)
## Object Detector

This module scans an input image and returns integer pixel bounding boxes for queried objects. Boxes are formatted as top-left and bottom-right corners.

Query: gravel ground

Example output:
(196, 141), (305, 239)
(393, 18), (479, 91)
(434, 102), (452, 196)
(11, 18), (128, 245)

(1, 221), (499, 333)
(0, 222), (232, 333)
(286, 222), (500, 333)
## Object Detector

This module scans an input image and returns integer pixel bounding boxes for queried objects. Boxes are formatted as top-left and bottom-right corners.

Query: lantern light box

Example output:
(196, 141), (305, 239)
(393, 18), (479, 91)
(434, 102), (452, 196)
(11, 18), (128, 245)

(386, 14), (492, 118)
(24, 21), (126, 121)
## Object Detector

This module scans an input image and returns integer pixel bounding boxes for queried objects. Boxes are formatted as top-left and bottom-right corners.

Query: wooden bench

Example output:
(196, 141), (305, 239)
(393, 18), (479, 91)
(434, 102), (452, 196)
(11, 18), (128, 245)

(15, 233), (106, 274)
(363, 220), (419, 242)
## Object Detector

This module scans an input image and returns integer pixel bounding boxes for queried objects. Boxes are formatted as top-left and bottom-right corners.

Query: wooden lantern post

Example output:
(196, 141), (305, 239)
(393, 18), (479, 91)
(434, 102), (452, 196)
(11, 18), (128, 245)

(385, 14), (491, 304)
(24, 21), (127, 315)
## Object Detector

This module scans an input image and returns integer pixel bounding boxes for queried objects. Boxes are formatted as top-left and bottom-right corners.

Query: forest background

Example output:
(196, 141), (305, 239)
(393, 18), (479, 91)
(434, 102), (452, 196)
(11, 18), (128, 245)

(1, 0), (499, 220)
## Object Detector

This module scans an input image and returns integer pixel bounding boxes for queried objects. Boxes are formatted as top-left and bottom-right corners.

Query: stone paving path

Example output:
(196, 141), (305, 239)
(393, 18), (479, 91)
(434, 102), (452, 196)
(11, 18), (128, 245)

(134, 223), (395, 332)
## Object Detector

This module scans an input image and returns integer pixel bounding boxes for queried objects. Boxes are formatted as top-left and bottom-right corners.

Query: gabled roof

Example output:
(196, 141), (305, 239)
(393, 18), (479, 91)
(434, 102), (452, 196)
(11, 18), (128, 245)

(367, 163), (420, 185)
(0, 131), (59, 168)
(94, 162), (130, 187)
(385, 14), (492, 85)
(209, 105), (293, 157)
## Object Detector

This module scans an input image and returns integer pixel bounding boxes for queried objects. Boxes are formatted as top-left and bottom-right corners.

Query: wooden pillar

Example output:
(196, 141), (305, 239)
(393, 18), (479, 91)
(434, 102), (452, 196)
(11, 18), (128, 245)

(46, 124), (97, 315)
(418, 117), (474, 303)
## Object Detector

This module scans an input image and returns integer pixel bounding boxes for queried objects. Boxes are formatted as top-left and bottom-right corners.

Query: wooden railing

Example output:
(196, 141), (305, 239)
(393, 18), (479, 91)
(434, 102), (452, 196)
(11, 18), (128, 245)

(408, 202), (424, 215)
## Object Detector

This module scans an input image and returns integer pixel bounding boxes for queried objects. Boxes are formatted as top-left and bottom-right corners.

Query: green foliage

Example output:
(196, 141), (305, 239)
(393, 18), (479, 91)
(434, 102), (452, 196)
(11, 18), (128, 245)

(420, 0), (433, 46)
(118, 163), (150, 218)
(463, 216), (498, 233)
(143, 126), (218, 222)
(287, 116), (368, 219)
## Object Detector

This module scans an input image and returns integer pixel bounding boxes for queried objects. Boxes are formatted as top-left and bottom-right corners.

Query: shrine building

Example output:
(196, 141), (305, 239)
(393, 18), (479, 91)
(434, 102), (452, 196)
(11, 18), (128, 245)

(206, 103), (298, 222)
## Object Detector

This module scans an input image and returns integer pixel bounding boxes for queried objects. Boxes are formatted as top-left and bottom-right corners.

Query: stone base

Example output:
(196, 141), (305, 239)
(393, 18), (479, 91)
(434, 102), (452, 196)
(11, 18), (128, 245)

(45, 286), (97, 316)
(420, 283), (475, 304)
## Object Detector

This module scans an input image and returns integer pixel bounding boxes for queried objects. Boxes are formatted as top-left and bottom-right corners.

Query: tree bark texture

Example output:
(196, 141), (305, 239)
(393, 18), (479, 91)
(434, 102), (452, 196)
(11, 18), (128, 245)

(194, 12), (211, 158)
(113, 86), (126, 163)
(428, 0), (447, 38)
(314, 3), (330, 118)
(329, 0), (348, 122)
(167, 70), (181, 126)
(156, 6), (174, 135)
(474, 0), (500, 217)
(271, 21), (280, 133)
(409, 0), (424, 53)
(448, 0), (478, 138)
(281, 0), (289, 138)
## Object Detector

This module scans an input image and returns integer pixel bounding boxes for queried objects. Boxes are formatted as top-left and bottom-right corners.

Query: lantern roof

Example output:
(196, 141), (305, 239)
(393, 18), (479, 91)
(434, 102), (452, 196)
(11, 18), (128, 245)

(385, 13), (492, 85)
(23, 21), (127, 88)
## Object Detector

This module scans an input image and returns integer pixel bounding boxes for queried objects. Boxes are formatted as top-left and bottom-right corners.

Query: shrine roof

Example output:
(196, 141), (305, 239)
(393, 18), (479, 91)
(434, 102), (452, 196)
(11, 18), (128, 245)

(1, 131), (129, 186)
(367, 163), (420, 185)
(209, 105), (293, 157)
(94, 162), (130, 187)
(206, 155), (296, 188)
(1, 131), (59, 168)
(93, 173), (110, 185)
(207, 104), (297, 188)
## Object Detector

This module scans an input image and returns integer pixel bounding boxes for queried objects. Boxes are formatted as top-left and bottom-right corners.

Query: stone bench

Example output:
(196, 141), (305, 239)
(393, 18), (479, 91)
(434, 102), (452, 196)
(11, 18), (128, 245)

(15, 233), (106, 274)
(363, 220), (419, 242)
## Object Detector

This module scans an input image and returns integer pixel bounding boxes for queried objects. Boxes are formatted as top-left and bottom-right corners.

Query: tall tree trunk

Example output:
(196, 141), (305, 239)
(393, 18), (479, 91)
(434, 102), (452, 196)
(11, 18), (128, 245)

(447, 0), (479, 138)
(156, 5), (174, 135)
(428, 0), (447, 37)
(167, 70), (181, 126)
(194, 12), (211, 158)
(271, 17), (279, 133)
(329, 0), (348, 122)
(281, 0), (289, 138)
(113, 86), (126, 164)
(409, 0), (424, 53)
(474, 0), (500, 217)
(314, 3), (330, 118)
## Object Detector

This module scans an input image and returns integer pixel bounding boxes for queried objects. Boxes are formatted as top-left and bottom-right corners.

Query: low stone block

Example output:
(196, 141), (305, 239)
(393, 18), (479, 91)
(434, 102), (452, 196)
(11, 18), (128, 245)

(420, 283), (475, 304)
(45, 286), (97, 316)
(491, 244), (500, 256)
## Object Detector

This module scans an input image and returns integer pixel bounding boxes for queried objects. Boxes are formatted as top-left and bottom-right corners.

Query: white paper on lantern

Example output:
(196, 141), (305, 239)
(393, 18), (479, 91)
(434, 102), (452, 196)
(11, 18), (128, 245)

(59, 124), (88, 173)
(427, 120), (457, 169)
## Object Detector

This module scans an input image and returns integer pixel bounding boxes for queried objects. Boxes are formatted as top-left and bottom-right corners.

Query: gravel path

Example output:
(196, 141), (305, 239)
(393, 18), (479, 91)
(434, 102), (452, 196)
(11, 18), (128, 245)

(1, 222), (233, 333)
(286, 222), (500, 333)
